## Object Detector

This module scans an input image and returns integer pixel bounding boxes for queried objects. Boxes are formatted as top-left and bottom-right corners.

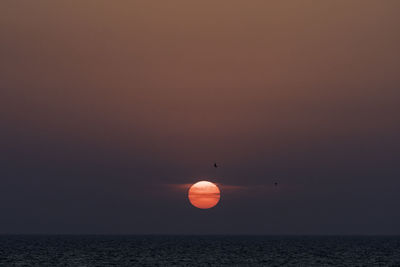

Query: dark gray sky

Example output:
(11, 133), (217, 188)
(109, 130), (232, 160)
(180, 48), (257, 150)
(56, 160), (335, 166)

(1, 0), (400, 234)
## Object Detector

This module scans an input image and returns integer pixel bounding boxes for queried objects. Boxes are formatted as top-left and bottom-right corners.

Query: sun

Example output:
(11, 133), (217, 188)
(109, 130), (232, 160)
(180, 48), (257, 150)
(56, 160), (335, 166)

(188, 181), (220, 209)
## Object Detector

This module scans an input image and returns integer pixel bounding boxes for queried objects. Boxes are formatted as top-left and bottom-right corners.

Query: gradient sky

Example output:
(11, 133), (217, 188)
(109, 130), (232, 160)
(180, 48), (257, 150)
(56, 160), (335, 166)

(1, 1), (400, 234)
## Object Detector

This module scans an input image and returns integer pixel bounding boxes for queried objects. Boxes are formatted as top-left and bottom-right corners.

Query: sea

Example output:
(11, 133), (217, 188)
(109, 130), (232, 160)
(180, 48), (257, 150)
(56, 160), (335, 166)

(0, 235), (399, 266)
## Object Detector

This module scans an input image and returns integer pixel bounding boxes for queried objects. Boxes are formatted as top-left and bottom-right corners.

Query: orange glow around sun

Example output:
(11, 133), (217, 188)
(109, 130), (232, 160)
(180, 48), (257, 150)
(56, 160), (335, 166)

(188, 181), (220, 209)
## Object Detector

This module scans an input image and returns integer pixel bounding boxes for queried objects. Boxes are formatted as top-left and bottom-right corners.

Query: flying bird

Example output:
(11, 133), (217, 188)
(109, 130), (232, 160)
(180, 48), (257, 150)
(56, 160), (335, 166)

(274, 182), (278, 186)
(214, 163), (219, 168)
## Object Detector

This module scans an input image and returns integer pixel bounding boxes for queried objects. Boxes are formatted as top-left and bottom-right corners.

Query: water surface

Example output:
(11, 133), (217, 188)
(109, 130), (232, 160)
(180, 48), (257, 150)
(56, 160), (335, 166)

(1, 235), (399, 266)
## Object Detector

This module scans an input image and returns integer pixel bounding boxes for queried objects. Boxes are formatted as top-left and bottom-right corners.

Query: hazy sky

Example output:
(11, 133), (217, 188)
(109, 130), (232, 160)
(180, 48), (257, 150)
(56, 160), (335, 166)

(1, 1), (400, 234)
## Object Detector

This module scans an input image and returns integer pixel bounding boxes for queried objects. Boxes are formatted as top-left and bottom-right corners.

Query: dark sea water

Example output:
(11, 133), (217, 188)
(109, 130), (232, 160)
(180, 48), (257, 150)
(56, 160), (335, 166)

(0, 235), (399, 266)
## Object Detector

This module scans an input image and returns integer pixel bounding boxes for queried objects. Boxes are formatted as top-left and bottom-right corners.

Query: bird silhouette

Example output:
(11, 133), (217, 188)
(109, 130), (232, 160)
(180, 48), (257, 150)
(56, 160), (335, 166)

(214, 163), (218, 168)
(274, 182), (278, 186)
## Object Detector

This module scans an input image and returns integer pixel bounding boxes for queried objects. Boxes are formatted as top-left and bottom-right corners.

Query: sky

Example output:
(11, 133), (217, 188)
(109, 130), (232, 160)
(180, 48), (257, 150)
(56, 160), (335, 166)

(1, 1), (400, 235)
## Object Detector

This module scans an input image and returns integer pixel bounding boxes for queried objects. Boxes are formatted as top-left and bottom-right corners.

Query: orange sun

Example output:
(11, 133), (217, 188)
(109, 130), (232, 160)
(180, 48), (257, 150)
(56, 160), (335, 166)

(188, 181), (220, 209)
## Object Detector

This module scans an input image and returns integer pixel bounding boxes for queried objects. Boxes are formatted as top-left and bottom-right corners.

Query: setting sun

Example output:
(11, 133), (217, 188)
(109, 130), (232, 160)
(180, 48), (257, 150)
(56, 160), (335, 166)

(188, 181), (220, 209)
